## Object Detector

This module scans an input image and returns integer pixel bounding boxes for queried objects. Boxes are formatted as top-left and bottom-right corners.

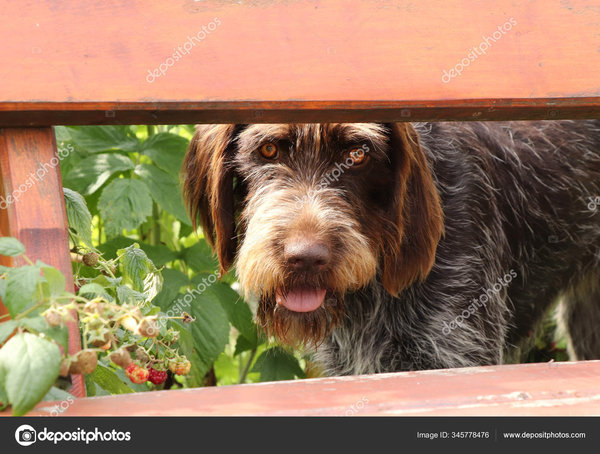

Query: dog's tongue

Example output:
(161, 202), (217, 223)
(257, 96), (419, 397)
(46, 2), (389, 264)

(276, 288), (326, 312)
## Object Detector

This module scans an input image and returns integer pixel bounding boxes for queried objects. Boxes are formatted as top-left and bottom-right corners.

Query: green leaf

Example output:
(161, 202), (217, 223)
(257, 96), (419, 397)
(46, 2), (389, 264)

(64, 153), (134, 195)
(143, 268), (163, 302)
(135, 164), (190, 224)
(4, 265), (41, 317)
(41, 265), (66, 298)
(87, 364), (134, 395)
(0, 279), (5, 301)
(67, 126), (139, 153)
(170, 322), (206, 388)
(98, 179), (153, 236)
(97, 237), (176, 268)
(252, 347), (305, 382)
(42, 386), (74, 402)
(181, 241), (218, 273)
(0, 333), (61, 415)
(96, 236), (135, 259)
(234, 334), (256, 356)
(63, 188), (93, 246)
(155, 269), (189, 311)
(116, 285), (144, 305)
(0, 381), (7, 411)
(119, 244), (154, 291)
(139, 243), (177, 268)
(188, 291), (230, 378)
(54, 126), (71, 142)
(18, 317), (69, 352)
(207, 282), (257, 346)
(77, 283), (107, 298)
(0, 237), (25, 257)
(141, 132), (189, 177)
(0, 320), (18, 345)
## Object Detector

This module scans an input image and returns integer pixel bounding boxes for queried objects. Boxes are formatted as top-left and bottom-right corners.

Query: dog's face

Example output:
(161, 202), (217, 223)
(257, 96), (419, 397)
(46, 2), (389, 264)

(183, 123), (443, 346)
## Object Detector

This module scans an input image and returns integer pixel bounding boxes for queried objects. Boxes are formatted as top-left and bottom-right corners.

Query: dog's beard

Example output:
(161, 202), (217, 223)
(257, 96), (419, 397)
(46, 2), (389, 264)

(257, 292), (345, 348)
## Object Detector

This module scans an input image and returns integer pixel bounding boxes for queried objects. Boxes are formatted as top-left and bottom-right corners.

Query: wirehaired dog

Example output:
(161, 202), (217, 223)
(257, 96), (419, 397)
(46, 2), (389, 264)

(183, 121), (600, 375)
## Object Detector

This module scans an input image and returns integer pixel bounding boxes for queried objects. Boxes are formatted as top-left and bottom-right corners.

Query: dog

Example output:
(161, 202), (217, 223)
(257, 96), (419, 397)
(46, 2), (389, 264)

(182, 121), (600, 376)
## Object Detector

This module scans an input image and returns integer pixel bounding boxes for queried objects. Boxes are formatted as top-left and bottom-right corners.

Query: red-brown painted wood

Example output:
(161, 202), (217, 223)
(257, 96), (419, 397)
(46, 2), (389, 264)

(14, 361), (600, 416)
(0, 128), (85, 398)
(0, 0), (600, 125)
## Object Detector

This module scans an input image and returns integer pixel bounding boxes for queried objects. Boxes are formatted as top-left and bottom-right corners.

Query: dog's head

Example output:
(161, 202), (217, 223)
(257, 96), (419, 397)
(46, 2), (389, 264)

(183, 123), (443, 345)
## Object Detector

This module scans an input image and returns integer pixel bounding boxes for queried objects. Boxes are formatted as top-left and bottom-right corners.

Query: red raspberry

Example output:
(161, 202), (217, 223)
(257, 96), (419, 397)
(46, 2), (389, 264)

(125, 363), (149, 384)
(148, 367), (168, 385)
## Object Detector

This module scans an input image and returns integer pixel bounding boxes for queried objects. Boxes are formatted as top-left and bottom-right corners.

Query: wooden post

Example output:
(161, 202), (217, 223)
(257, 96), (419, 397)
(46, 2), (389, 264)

(0, 127), (85, 398)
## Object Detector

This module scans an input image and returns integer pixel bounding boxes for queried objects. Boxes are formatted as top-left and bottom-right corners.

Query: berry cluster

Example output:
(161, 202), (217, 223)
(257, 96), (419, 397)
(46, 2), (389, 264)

(44, 247), (194, 389)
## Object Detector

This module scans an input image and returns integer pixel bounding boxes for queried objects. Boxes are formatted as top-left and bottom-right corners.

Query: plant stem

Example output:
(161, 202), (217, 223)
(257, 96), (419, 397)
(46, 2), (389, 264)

(239, 347), (257, 384)
(97, 216), (103, 246)
(151, 203), (160, 246)
(97, 260), (116, 279)
(14, 299), (49, 320)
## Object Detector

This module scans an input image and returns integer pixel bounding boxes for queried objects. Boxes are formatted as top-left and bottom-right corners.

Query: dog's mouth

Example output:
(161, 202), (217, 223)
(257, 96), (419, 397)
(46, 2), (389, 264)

(275, 287), (327, 313)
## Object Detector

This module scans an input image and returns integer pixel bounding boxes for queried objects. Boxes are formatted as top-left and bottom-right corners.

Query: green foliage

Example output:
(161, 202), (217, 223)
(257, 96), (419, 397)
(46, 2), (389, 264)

(0, 333), (61, 415)
(0, 124), (307, 415)
(3, 266), (42, 318)
(99, 179), (153, 236)
(0, 237), (26, 257)
(252, 347), (306, 381)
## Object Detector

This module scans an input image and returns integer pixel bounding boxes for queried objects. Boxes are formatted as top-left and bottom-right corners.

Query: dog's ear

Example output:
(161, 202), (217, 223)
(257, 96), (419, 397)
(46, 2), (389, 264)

(382, 123), (444, 296)
(182, 125), (241, 276)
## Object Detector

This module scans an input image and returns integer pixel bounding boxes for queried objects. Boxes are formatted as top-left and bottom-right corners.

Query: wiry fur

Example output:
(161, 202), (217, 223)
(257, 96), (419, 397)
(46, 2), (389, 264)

(183, 120), (600, 375)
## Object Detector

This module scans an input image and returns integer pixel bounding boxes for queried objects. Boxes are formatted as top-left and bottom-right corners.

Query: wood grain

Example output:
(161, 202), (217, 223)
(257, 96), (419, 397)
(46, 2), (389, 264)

(1, 0), (599, 125)
(14, 361), (600, 416)
(0, 128), (85, 397)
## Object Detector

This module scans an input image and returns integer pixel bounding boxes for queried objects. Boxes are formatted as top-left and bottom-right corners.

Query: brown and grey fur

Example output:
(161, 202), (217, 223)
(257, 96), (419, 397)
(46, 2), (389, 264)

(183, 120), (600, 376)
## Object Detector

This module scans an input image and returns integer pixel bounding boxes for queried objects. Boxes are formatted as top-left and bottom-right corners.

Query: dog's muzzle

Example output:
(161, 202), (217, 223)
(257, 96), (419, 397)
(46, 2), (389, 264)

(275, 237), (330, 312)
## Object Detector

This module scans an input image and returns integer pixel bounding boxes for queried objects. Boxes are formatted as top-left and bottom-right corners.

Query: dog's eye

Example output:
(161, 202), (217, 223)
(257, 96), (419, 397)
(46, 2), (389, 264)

(346, 147), (369, 167)
(259, 142), (278, 159)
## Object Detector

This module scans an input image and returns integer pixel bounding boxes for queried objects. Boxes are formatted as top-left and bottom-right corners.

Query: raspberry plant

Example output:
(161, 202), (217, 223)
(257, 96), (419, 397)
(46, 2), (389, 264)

(0, 125), (308, 416)
(0, 237), (192, 415)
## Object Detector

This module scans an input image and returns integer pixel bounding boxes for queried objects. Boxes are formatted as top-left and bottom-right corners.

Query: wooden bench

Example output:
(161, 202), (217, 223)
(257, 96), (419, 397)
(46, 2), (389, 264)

(1, 0), (599, 413)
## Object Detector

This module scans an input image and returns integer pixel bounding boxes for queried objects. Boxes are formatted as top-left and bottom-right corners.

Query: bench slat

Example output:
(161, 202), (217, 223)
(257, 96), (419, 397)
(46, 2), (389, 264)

(1, 0), (599, 125)
(0, 128), (85, 398)
(17, 361), (600, 416)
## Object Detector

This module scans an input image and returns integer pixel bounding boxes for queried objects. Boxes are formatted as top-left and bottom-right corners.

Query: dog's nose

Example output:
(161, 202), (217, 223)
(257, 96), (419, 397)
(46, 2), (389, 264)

(284, 239), (331, 272)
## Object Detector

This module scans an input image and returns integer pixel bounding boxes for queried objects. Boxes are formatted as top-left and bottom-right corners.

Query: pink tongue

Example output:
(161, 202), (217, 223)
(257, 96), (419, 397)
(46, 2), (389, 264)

(276, 288), (327, 312)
